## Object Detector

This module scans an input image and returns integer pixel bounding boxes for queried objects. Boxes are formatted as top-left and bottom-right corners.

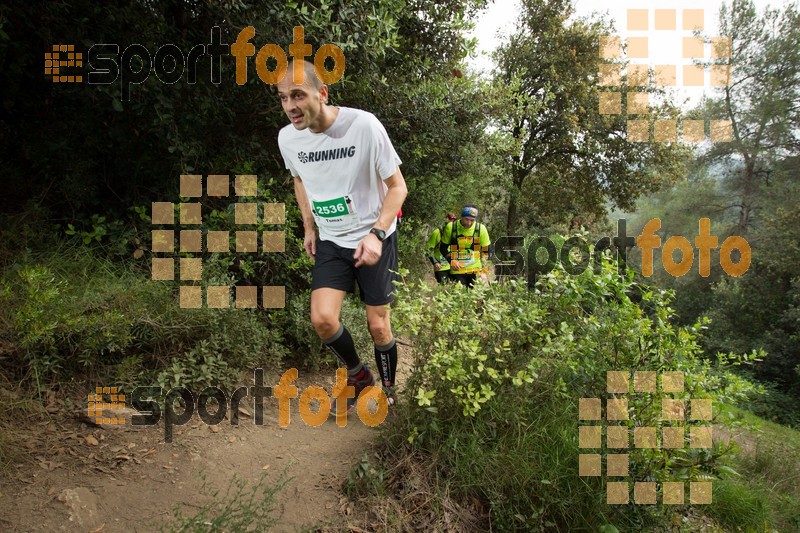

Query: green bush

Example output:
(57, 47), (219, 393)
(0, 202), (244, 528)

(387, 257), (763, 530)
(0, 245), (287, 392)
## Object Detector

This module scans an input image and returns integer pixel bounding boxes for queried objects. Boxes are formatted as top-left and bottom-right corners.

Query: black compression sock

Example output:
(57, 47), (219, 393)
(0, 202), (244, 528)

(374, 338), (398, 387)
(322, 324), (361, 370)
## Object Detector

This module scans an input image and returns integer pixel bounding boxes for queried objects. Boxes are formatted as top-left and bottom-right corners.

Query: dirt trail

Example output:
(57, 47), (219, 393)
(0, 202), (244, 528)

(0, 356), (411, 532)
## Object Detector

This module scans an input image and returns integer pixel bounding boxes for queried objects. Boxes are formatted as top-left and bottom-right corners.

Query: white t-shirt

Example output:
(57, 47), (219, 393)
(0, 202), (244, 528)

(278, 107), (402, 248)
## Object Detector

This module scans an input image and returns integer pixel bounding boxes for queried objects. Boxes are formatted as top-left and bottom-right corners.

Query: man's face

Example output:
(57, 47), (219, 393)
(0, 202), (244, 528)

(277, 73), (327, 132)
(461, 216), (476, 228)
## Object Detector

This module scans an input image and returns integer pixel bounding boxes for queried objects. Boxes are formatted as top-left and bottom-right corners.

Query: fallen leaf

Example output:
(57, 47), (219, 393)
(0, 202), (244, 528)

(209, 426), (220, 433)
(133, 249), (144, 259)
(228, 436), (236, 443)
(85, 436), (99, 446)
(238, 406), (252, 417)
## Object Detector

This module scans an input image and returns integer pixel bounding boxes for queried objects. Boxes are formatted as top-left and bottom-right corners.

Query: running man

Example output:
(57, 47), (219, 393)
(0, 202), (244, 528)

(440, 205), (492, 288)
(277, 60), (407, 416)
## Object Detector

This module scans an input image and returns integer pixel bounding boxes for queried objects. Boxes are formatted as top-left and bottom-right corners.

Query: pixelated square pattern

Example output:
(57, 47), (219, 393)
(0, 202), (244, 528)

(263, 286), (286, 309)
(207, 231), (230, 253)
(627, 121), (648, 142)
(663, 482), (685, 504)
(599, 65), (621, 87)
(683, 120), (705, 143)
(207, 175), (229, 197)
(236, 286), (258, 309)
(627, 65), (649, 87)
(582, 371), (714, 505)
(87, 386), (125, 425)
(662, 399), (685, 420)
(152, 230), (174, 253)
(607, 371), (629, 393)
(235, 175), (258, 196)
(235, 203), (258, 225)
(263, 231), (286, 253)
(180, 286), (202, 309)
(579, 454), (601, 476)
(152, 175), (286, 310)
(601, 9), (731, 143)
(206, 286), (229, 309)
(635, 482), (657, 504)
(599, 92), (621, 115)
(579, 425), (602, 448)
(180, 175), (202, 197)
(634, 371), (656, 392)
(236, 231), (258, 253)
(180, 230), (202, 253)
(607, 482), (629, 505)
(264, 203), (286, 224)
(607, 426), (629, 449)
(580, 398), (602, 420)
(607, 454), (628, 477)
(600, 36), (621, 59)
(627, 93), (648, 115)
(690, 482), (713, 504)
(45, 45), (84, 83)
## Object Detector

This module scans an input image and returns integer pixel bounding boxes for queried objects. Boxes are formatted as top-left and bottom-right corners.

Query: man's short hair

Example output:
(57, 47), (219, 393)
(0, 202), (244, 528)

(289, 60), (323, 90)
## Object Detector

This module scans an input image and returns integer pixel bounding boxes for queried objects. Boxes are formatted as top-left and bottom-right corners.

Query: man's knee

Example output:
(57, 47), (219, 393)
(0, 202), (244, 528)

(310, 309), (339, 339)
(367, 313), (391, 342)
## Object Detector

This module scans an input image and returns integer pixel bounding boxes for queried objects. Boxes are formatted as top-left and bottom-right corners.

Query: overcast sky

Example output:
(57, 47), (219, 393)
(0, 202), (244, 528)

(467, 0), (779, 107)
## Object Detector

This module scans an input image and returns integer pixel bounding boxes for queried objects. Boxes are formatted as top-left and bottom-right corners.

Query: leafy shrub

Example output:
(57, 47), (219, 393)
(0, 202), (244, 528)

(387, 256), (763, 530)
(0, 245), (287, 392)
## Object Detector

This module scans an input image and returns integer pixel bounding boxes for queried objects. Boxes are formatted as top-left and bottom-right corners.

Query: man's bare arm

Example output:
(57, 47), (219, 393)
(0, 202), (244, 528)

(293, 175), (315, 231)
(372, 168), (408, 232)
(293, 175), (317, 258)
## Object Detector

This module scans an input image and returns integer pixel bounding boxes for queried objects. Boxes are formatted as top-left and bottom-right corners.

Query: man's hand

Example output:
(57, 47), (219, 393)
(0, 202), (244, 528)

(304, 229), (317, 259)
(434, 262), (441, 270)
(354, 233), (382, 267)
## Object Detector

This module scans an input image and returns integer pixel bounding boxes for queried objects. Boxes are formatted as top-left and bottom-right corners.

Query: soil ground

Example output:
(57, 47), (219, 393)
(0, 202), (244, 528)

(0, 356), (411, 532)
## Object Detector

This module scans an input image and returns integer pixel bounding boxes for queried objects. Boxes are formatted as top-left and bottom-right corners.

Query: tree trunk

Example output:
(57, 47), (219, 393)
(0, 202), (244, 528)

(736, 160), (756, 235)
(505, 167), (527, 235)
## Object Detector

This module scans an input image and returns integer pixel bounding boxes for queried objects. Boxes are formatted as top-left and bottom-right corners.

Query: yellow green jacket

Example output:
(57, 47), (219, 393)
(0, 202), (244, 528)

(440, 221), (491, 274)
(426, 228), (450, 271)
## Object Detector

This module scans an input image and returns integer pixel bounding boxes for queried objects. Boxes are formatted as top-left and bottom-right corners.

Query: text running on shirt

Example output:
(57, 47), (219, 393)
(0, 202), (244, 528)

(297, 146), (356, 164)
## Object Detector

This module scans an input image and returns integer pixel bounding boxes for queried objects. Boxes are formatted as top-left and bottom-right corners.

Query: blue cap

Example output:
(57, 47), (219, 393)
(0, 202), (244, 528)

(461, 206), (478, 218)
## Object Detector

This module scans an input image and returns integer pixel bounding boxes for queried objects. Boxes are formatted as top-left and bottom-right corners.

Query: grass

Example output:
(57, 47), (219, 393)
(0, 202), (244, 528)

(164, 472), (289, 532)
(707, 404), (800, 531)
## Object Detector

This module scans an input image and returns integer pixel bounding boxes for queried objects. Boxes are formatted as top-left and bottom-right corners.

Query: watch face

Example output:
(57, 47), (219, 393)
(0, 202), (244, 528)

(371, 228), (386, 241)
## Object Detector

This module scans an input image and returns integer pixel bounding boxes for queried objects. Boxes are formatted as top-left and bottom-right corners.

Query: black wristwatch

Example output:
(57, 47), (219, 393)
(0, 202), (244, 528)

(369, 228), (386, 241)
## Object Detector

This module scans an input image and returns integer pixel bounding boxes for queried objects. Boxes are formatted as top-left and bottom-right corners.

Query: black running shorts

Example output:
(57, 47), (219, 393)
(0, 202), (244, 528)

(311, 231), (398, 306)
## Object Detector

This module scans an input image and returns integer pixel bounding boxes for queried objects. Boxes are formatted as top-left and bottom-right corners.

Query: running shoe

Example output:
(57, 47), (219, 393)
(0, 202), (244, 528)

(330, 365), (375, 416)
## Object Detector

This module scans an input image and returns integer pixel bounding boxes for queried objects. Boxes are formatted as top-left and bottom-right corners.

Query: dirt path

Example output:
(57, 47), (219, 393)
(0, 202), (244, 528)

(0, 356), (412, 532)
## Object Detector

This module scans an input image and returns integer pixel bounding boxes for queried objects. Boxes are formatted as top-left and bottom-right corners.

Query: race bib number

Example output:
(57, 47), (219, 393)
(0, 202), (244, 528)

(312, 195), (358, 228)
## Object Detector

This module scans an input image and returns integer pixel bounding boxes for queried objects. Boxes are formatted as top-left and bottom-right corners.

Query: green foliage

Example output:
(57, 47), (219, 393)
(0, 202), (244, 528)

(491, 0), (690, 233)
(706, 480), (771, 531)
(165, 472), (288, 532)
(388, 254), (762, 530)
(0, 246), (286, 392)
(345, 450), (387, 499)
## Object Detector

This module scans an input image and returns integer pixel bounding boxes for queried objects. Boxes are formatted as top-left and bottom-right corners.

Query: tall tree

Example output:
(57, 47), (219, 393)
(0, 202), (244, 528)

(705, 0), (800, 235)
(492, 0), (690, 234)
